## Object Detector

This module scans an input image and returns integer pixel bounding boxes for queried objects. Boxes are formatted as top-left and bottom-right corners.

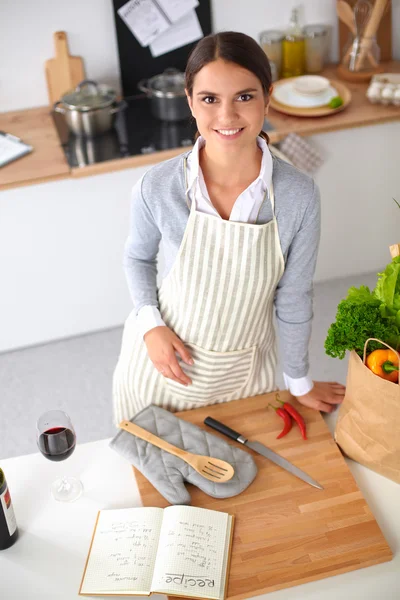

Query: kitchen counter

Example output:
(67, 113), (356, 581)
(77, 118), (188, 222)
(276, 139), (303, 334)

(1, 61), (400, 192)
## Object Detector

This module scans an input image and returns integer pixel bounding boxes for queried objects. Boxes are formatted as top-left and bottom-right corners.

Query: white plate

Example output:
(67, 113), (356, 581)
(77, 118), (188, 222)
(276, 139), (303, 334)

(272, 81), (338, 108)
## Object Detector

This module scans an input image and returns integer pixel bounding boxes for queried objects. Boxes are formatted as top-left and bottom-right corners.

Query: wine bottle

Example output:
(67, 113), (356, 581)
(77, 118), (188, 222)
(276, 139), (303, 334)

(0, 468), (18, 550)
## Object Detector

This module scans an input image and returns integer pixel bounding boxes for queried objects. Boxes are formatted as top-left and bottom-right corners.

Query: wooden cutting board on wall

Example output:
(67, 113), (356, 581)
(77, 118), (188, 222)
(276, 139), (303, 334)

(45, 31), (85, 106)
(338, 0), (392, 61)
(133, 391), (392, 599)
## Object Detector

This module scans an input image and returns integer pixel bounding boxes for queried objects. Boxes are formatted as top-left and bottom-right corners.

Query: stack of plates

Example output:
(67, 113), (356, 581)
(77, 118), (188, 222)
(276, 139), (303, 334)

(270, 75), (351, 117)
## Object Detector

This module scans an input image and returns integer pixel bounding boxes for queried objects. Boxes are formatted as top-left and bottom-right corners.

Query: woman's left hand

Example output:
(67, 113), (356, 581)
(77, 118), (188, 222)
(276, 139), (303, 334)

(293, 381), (346, 413)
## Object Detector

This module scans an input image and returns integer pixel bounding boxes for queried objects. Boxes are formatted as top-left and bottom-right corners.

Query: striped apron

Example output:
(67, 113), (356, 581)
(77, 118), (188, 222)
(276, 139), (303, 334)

(113, 159), (285, 424)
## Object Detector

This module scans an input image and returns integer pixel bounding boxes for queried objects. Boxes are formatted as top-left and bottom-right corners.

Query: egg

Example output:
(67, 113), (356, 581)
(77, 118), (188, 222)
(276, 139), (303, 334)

(381, 86), (394, 104)
(393, 87), (400, 106)
(367, 85), (381, 103)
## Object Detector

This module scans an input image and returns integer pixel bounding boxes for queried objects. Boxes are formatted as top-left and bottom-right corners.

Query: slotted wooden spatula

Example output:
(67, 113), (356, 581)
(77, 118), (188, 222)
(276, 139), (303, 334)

(45, 31), (85, 105)
(119, 420), (235, 483)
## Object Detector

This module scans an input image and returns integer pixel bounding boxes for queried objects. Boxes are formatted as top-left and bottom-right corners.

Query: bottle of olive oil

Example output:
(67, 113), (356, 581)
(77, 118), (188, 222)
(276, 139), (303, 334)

(282, 7), (305, 78)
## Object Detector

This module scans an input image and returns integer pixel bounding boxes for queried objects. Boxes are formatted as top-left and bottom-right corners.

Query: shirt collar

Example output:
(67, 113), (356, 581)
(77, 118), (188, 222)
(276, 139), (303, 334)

(186, 135), (273, 193)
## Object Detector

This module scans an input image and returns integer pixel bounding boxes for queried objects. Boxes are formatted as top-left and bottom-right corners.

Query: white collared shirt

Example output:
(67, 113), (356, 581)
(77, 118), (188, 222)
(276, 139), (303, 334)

(137, 136), (313, 397)
(186, 135), (272, 223)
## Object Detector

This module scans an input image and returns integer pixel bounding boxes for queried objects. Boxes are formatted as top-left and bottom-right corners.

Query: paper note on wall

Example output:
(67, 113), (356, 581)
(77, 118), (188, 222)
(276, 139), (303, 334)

(149, 10), (203, 58)
(118, 0), (198, 48)
(118, 0), (169, 47)
(156, 0), (199, 23)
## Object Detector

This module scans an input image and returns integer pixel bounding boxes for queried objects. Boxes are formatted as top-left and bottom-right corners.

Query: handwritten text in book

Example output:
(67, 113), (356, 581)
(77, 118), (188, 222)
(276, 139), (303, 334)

(164, 573), (215, 588)
(164, 521), (218, 569)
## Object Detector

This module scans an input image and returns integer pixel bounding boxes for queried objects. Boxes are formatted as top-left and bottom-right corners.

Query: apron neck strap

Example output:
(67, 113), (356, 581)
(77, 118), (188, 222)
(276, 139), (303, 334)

(183, 157), (192, 211)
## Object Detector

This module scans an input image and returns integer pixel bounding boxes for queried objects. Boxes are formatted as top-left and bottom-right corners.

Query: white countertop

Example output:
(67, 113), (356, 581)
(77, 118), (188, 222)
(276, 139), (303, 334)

(1, 422), (399, 600)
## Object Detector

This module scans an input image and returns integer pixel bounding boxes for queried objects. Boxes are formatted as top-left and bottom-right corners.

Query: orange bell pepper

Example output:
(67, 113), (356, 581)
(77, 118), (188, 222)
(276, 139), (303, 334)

(366, 349), (399, 383)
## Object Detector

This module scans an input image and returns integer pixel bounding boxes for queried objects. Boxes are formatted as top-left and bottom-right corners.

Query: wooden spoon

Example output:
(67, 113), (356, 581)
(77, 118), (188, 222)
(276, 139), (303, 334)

(119, 420), (235, 483)
(337, 0), (378, 67)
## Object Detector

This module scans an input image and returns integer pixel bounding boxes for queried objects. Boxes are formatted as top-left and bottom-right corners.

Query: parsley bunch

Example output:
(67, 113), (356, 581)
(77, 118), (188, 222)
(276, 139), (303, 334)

(325, 283), (400, 360)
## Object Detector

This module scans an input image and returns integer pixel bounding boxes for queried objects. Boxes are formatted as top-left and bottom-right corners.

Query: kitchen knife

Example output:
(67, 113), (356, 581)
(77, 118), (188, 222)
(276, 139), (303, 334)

(204, 416), (324, 490)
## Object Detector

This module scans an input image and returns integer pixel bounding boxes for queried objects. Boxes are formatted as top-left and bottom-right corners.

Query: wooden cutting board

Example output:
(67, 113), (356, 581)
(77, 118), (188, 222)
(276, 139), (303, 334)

(45, 31), (85, 106)
(133, 391), (392, 599)
(338, 0), (392, 61)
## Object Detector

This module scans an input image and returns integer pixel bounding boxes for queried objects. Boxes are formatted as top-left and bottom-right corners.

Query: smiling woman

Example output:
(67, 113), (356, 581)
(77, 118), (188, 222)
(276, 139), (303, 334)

(112, 32), (345, 425)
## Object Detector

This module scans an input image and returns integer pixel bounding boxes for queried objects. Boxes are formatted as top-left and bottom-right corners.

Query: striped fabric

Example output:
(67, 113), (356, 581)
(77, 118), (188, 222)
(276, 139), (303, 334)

(113, 162), (285, 424)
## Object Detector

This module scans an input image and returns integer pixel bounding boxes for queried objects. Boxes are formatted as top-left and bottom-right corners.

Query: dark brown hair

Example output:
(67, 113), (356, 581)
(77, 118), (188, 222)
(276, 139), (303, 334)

(185, 31), (272, 144)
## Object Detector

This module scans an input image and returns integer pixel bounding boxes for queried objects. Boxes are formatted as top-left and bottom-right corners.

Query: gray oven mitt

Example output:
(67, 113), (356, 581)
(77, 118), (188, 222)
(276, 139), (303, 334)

(109, 405), (257, 505)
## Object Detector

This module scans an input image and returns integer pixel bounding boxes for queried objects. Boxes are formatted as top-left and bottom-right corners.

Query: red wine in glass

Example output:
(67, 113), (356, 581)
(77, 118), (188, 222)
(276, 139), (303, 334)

(36, 410), (83, 502)
(38, 426), (76, 462)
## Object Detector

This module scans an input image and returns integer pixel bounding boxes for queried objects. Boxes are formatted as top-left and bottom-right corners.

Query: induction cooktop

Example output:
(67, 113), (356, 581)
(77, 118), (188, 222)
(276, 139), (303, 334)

(51, 94), (197, 168)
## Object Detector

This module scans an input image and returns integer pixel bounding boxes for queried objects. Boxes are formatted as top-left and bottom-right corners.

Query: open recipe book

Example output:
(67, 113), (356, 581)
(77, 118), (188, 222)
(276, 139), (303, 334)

(79, 505), (235, 599)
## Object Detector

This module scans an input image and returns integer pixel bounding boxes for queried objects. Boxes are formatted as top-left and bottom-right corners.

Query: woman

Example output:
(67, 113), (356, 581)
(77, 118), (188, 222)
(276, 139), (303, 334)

(113, 31), (345, 424)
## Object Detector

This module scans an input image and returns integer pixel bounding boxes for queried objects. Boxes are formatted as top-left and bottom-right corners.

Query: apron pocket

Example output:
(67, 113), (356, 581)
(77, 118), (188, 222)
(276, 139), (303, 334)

(164, 343), (255, 403)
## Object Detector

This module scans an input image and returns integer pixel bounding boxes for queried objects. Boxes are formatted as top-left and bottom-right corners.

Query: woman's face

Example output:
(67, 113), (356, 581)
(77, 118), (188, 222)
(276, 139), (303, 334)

(186, 58), (270, 151)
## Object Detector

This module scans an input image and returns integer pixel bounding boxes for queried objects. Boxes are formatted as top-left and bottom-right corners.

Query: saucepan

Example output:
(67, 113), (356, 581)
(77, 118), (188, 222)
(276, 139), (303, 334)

(54, 79), (127, 137)
(138, 68), (191, 122)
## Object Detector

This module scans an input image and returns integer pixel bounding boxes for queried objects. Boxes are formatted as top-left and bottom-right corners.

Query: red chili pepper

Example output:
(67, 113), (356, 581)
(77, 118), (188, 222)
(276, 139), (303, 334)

(269, 403), (293, 439)
(276, 399), (307, 440)
(275, 407), (293, 439)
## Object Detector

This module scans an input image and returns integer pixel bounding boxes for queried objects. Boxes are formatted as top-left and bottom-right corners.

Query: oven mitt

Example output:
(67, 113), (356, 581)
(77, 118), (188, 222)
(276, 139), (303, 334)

(109, 404), (257, 505)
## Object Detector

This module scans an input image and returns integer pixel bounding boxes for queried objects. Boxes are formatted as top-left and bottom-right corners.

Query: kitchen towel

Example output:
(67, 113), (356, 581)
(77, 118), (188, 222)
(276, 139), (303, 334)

(278, 133), (324, 175)
(109, 404), (258, 504)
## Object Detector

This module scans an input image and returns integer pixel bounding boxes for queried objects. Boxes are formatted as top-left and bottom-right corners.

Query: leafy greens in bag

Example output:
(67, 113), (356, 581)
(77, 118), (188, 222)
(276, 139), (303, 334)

(325, 257), (400, 360)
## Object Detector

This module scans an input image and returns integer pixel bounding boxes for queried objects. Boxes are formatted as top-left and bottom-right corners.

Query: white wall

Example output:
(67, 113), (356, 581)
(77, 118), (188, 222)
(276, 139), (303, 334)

(1, 0), (400, 113)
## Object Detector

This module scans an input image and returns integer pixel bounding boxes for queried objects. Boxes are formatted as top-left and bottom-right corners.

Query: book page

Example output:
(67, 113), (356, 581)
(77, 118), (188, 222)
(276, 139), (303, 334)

(151, 506), (231, 600)
(80, 507), (164, 595)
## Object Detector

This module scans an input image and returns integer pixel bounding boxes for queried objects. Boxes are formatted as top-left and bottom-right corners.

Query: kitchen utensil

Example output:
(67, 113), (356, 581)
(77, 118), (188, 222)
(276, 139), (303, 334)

(133, 392), (392, 597)
(53, 80), (126, 137)
(348, 0), (373, 70)
(45, 31), (85, 106)
(338, 0), (378, 67)
(119, 420), (235, 482)
(338, 0), (392, 62)
(204, 416), (323, 489)
(270, 78), (351, 117)
(355, 0), (388, 69)
(138, 68), (191, 122)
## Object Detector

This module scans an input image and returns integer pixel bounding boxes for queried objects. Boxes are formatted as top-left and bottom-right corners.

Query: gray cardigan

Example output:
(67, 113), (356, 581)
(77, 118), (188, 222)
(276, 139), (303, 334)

(123, 151), (321, 379)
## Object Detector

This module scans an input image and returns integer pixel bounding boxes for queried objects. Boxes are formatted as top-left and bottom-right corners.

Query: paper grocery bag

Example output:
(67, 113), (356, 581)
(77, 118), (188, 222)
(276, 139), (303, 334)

(335, 338), (400, 483)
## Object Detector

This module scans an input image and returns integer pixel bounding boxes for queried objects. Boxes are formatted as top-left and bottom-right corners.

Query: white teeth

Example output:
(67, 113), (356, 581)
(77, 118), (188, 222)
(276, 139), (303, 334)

(216, 128), (242, 136)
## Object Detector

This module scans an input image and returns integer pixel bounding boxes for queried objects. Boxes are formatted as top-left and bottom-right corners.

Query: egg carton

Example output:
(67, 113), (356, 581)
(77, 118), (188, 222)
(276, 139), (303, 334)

(366, 73), (400, 106)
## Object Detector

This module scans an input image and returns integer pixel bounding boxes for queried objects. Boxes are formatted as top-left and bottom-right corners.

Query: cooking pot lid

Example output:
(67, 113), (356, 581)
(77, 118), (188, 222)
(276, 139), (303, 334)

(148, 68), (186, 97)
(61, 80), (117, 110)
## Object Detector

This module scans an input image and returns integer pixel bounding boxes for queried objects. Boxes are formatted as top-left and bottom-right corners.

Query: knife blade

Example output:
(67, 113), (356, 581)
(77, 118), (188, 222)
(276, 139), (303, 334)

(204, 416), (324, 490)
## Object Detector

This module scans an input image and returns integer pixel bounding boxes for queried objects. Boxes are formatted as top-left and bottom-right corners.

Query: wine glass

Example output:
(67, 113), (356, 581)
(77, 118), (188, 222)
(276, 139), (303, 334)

(36, 410), (83, 502)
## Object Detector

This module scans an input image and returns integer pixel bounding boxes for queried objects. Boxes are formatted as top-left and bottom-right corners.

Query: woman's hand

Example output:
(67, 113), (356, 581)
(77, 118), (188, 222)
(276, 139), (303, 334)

(293, 381), (346, 413)
(144, 326), (193, 386)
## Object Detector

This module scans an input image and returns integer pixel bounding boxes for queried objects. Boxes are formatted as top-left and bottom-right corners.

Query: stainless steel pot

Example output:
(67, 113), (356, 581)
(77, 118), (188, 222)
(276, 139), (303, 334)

(54, 80), (126, 137)
(138, 68), (191, 122)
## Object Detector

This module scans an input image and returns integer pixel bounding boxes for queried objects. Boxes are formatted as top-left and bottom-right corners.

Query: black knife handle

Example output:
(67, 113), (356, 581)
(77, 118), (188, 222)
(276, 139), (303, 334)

(204, 417), (245, 442)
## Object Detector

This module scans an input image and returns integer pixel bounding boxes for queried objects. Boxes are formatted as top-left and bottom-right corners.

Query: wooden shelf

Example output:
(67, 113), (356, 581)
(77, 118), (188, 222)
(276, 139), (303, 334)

(1, 61), (400, 191)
